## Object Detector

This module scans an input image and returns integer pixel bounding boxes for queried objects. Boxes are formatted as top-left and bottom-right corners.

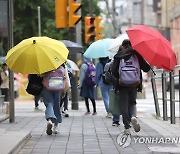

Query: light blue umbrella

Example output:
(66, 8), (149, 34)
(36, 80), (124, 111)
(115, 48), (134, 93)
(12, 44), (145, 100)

(83, 38), (114, 59)
(1, 56), (6, 64)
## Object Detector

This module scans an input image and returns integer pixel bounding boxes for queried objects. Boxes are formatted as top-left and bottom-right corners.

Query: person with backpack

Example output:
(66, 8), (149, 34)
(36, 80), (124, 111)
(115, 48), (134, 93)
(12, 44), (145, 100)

(95, 57), (120, 126)
(78, 56), (97, 115)
(112, 39), (150, 135)
(26, 74), (43, 111)
(42, 63), (67, 135)
(60, 65), (72, 117)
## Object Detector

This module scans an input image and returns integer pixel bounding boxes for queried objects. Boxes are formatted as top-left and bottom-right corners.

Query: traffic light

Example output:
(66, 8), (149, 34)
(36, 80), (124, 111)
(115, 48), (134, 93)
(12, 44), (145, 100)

(69, 0), (82, 27)
(55, 0), (68, 28)
(85, 16), (96, 44)
(95, 16), (104, 41)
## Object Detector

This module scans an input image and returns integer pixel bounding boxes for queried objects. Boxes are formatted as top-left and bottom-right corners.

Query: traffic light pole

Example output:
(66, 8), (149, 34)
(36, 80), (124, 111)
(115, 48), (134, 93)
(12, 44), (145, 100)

(7, 0), (15, 123)
(89, 0), (93, 15)
(69, 27), (79, 110)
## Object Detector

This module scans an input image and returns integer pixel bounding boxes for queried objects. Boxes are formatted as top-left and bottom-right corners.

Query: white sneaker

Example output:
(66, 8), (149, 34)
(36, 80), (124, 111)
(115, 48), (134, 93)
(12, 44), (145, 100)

(131, 117), (140, 132)
(124, 128), (131, 135)
(106, 112), (112, 118)
(64, 110), (69, 117)
(53, 124), (59, 134)
(46, 120), (53, 135)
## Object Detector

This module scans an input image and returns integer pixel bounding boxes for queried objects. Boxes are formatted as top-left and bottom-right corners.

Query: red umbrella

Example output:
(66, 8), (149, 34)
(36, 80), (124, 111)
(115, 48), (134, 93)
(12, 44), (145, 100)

(126, 25), (177, 71)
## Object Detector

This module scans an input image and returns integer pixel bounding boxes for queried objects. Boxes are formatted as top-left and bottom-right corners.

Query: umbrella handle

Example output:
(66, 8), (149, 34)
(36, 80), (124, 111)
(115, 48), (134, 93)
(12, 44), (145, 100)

(150, 67), (156, 76)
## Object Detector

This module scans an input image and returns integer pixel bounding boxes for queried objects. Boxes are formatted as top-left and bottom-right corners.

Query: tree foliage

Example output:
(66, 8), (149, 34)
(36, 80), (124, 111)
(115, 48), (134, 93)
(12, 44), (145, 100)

(13, 0), (68, 45)
(13, 0), (102, 46)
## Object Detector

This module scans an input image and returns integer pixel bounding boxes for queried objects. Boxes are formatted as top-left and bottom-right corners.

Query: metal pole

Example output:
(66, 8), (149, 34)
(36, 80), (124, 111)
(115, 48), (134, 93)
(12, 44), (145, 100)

(151, 76), (160, 117)
(169, 72), (175, 124)
(179, 70), (180, 125)
(141, 0), (144, 24)
(7, 0), (14, 123)
(69, 28), (79, 110)
(38, 6), (41, 36)
(89, 0), (93, 15)
(162, 71), (168, 121)
(112, 0), (117, 36)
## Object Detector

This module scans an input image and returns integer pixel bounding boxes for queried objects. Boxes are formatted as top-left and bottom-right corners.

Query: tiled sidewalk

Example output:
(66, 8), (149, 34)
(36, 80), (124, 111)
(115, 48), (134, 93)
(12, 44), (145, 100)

(0, 98), (180, 154)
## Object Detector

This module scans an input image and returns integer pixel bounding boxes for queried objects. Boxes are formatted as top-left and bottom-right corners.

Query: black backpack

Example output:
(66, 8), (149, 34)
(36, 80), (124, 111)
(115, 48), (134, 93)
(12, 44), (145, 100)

(100, 60), (117, 85)
(111, 58), (120, 79)
(26, 74), (43, 96)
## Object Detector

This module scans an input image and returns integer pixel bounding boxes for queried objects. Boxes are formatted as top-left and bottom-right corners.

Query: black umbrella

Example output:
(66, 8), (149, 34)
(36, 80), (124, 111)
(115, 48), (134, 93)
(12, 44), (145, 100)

(61, 40), (84, 53)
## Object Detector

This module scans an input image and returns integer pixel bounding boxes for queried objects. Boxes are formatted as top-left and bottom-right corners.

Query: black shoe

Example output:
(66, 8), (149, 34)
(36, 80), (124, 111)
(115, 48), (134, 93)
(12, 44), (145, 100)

(46, 120), (53, 135)
(64, 110), (69, 117)
(112, 121), (120, 127)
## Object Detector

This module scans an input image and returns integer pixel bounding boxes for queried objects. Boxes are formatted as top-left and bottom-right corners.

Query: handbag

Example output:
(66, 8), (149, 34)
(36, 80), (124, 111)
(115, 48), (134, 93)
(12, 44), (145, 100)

(63, 66), (71, 93)
(109, 89), (121, 115)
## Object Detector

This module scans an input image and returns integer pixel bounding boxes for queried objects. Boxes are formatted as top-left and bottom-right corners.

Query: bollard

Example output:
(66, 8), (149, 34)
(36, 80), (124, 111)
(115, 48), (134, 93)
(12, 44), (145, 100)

(169, 72), (175, 124)
(162, 71), (168, 121)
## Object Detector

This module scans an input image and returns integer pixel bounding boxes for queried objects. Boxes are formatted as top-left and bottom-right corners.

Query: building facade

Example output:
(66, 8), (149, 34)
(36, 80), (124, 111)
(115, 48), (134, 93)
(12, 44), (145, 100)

(168, 0), (180, 65)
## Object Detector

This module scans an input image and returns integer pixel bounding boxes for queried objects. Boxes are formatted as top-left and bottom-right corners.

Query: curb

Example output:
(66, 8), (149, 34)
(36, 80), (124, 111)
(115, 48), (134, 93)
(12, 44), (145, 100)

(0, 115), (9, 123)
(0, 131), (31, 154)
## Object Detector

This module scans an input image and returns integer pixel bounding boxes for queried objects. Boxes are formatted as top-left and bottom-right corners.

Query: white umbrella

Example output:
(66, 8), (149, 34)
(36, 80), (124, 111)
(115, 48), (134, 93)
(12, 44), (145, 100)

(66, 59), (79, 71)
(108, 34), (129, 57)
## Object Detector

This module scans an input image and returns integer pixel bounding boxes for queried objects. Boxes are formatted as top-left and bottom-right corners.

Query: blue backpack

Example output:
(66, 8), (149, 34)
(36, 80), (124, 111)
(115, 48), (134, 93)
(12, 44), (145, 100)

(84, 63), (96, 86)
(118, 54), (140, 87)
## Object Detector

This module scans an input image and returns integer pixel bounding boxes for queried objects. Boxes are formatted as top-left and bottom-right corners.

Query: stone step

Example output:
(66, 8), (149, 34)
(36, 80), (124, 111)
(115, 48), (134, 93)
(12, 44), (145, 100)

(0, 130), (31, 154)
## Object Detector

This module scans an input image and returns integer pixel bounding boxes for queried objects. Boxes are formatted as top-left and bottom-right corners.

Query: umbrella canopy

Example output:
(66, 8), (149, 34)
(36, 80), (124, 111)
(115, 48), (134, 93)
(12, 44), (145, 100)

(83, 38), (114, 59)
(66, 59), (79, 71)
(6, 36), (69, 74)
(61, 40), (84, 53)
(126, 25), (177, 71)
(1, 56), (6, 64)
(108, 33), (129, 55)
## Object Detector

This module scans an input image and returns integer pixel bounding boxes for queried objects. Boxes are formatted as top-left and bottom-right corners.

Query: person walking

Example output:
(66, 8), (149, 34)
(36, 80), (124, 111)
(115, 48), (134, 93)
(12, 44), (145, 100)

(116, 43), (138, 120)
(0, 64), (9, 102)
(95, 57), (120, 126)
(34, 94), (42, 111)
(78, 56), (97, 115)
(27, 74), (43, 111)
(112, 39), (150, 135)
(60, 92), (69, 117)
(60, 65), (72, 117)
(42, 63), (66, 135)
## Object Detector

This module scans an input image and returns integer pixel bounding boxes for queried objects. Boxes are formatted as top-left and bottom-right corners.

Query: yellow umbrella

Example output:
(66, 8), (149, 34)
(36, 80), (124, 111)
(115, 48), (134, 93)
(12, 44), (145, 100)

(6, 36), (69, 74)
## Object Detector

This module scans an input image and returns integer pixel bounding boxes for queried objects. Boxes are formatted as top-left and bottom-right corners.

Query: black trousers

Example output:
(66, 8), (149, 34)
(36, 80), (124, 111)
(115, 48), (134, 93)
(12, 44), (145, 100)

(1, 88), (9, 102)
(118, 87), (137, 129)
(85, 97), (96, 113)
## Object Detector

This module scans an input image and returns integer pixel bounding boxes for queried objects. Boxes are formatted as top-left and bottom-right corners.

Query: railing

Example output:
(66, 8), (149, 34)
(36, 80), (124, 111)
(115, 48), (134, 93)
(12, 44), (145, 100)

(151, 65), (180, 124)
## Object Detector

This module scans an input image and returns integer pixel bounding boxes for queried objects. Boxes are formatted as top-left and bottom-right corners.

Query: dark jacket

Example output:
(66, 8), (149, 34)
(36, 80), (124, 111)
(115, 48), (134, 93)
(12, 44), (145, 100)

(112, 47), (150, 92)
(114, 47), (150, 72)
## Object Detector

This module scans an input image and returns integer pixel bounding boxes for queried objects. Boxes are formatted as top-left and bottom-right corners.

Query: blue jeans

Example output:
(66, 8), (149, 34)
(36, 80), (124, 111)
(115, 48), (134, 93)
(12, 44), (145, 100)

(43, 87), (62, 124)
(100, 84), (112, 112)
(113, 114), (120, 122)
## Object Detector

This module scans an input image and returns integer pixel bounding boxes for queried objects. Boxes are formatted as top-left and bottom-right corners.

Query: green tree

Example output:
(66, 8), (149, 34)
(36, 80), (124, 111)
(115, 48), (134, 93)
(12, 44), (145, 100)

(13, 0), (102, 47)
(14, 0), (68, 45)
